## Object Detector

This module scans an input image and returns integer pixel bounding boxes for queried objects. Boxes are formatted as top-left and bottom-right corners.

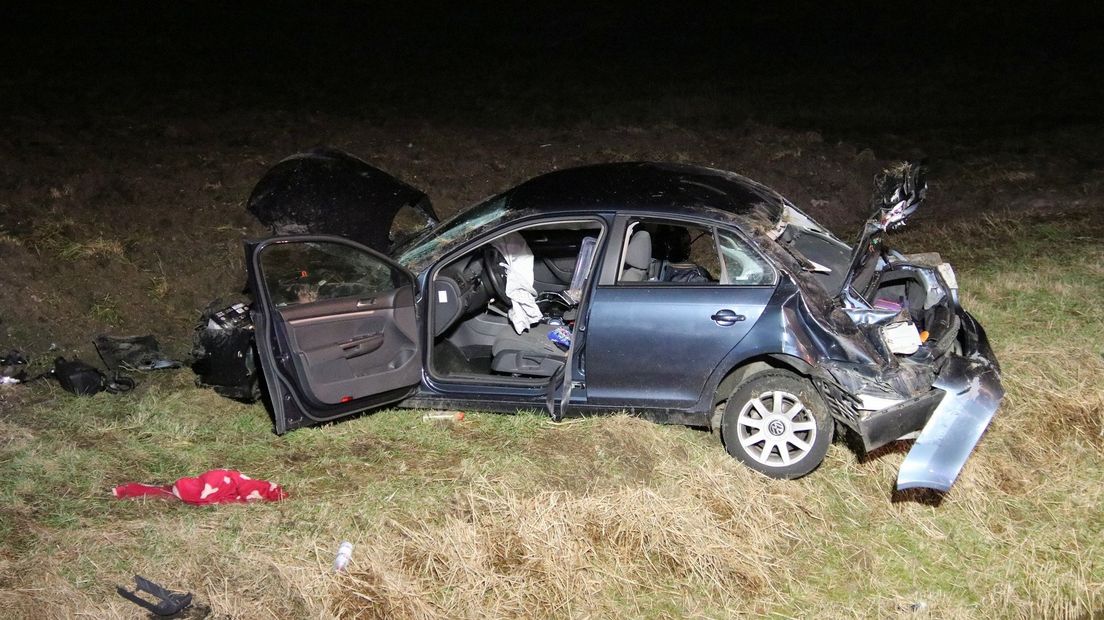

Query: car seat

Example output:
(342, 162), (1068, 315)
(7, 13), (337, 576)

(620, 230), (652, 282)
(489, 323), (567, 377)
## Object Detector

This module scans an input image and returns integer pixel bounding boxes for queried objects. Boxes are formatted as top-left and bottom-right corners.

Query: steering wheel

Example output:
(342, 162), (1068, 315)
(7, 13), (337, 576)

(482, 246), (511, 306)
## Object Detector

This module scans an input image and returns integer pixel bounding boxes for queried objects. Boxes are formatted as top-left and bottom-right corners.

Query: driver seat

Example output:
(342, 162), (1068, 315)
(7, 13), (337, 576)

(490, 323), (567, 377)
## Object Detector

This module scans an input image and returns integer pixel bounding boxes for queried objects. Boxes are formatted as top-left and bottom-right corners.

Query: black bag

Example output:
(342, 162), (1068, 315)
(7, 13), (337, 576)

(53, 357), (134, 396)
(659, 262), (714, 283)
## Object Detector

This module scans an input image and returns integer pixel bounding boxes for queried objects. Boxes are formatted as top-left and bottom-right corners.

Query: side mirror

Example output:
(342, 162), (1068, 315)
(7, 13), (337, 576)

(871, 162), (927, 230)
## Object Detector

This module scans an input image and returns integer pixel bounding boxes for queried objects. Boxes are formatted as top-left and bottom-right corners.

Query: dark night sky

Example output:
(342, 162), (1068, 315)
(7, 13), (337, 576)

(4, 3), (1101, 134)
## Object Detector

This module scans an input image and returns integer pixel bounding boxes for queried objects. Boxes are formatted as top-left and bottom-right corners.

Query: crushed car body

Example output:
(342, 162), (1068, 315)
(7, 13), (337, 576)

(201, 152), (1002, 492)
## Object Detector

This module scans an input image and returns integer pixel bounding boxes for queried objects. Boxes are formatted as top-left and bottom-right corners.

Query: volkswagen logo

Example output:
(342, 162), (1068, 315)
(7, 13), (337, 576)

(767, 419), (786, 436)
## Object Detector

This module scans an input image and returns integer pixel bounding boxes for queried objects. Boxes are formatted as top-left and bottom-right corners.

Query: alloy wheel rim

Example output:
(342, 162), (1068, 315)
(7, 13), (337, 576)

(735, 390), (817, 467)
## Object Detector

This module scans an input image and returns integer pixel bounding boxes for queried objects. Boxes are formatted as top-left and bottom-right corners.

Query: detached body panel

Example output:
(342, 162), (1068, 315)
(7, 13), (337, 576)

(897, 314), (1004, 491)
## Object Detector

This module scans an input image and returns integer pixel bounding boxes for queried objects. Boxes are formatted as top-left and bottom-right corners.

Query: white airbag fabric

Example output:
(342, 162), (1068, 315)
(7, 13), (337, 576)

(491, 232), (543, 334)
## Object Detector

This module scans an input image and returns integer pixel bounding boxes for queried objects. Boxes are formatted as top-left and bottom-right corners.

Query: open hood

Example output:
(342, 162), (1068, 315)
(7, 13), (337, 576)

(838, 162), (928, 301)
(247, 148), (439, 254)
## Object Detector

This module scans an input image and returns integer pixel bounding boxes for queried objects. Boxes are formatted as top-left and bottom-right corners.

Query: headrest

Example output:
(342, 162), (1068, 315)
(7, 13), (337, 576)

(624, 230), (652, 270)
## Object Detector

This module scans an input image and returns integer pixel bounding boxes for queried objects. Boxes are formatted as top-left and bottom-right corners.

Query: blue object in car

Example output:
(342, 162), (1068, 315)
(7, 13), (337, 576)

(547, 326), (572, 351)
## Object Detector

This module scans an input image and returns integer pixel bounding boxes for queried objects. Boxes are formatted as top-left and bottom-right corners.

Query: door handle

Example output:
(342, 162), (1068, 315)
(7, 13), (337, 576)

(710, 309), (746, 326)
(341, 333), (383, 358)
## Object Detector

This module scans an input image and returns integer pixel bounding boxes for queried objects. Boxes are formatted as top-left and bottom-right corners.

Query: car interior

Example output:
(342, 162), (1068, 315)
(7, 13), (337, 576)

(616, 219), (773, 286)
(618, 221), (719, 283)
(429, 221), (603, 382)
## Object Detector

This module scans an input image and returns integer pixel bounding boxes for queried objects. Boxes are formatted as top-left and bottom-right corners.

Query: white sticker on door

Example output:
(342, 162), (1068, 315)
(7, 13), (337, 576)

(438, 290), (448, 303)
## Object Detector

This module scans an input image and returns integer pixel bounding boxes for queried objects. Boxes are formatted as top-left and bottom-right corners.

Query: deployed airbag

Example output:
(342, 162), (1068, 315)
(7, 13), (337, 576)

(491, 232), (543, 334)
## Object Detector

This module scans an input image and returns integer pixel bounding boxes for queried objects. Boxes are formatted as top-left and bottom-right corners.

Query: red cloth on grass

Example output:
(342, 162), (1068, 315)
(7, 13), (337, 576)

(112, 469), (287, 505)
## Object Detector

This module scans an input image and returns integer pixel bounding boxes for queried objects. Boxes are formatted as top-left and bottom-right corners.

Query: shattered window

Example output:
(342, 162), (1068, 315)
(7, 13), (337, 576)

(394, 197), (510, 267)
(717, 230), (775, 285)
(259, 241), (402, 307)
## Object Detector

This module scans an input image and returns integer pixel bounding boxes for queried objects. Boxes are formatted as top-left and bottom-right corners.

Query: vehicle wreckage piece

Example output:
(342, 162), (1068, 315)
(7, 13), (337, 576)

(1, 350), (28, 383)
(94, 335), (181, 371)
(247, 148), (439, 253)
(896, 315), (1004, 491)
(116, 575), (192, 617)
(191, 301), (259, 401)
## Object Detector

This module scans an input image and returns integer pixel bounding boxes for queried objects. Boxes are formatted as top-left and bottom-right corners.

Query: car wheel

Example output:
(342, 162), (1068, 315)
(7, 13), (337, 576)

(721, 370), (833, 479)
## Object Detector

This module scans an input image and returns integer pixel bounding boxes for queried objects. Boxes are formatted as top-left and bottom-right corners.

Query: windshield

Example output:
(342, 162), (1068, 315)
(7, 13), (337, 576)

(393, 196), (510, 267)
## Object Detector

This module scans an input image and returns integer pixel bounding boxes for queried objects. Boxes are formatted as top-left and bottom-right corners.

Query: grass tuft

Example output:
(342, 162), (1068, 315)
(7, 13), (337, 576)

(89, 294), (123, 325)
(58, 236), (126, 261)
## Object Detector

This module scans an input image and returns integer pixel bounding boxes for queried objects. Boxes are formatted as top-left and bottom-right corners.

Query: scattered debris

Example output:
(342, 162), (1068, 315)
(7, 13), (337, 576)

(116, 575), (193, 617)
(94, 334), (182, 371)
(334, 541), (354, 572)
(0, 350), (28, 383)
(898, 600), (929, 613)
(53, 357), (134, 395)
(112, 469), (288, 505)
(191, 301), (260, 402)
(422, 411), (465, 423)
(1, 350), (28, 367)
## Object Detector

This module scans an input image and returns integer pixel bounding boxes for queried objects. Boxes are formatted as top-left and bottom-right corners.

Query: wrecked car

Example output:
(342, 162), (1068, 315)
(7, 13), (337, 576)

(215, 149), (1003, 491)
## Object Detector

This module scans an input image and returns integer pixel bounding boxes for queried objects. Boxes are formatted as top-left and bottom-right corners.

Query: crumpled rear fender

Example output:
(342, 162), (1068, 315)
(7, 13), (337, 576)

(727, 269), (1003, 492)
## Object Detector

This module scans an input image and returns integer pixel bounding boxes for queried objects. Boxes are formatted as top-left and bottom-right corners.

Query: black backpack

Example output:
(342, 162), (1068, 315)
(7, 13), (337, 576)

(53, 357), (134, 395)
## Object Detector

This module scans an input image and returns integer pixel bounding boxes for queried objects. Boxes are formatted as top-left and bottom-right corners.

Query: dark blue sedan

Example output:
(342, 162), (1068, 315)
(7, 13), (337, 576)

(235, 150), (1003, 491)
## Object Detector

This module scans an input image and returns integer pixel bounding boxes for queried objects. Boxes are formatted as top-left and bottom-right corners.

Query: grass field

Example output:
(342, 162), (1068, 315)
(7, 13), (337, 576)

(1, 203), (1101, 618)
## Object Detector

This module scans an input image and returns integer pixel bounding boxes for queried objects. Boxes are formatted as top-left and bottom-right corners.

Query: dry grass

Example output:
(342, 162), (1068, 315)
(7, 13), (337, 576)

(58, 236), (126, 261)
(332, 459), (797, 619)
(1, 209), (1102, 619)
(0, 226), (23, 247)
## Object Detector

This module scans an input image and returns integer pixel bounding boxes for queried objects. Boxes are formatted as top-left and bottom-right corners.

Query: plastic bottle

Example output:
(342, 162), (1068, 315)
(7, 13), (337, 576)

(421, 411), (465, 422)
(334, 541), (353, 572)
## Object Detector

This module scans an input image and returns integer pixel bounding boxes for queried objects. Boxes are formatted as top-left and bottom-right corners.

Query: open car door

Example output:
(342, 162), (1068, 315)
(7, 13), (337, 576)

(246, 235), (422, 434)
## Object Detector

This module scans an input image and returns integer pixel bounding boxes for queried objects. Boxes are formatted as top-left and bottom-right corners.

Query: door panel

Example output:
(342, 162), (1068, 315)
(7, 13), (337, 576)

(582, 216), (777, 410)
(280, 286), (419, 404)
(585, 286), (774, 407)
(247, 236), (422, 433)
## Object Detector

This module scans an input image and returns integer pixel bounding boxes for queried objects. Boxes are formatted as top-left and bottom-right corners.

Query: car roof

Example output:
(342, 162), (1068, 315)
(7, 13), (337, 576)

(499, 162), (787, 225)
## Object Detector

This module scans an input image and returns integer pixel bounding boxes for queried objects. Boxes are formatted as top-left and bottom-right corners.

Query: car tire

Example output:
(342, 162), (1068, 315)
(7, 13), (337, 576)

(721, 370), (833, 479)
